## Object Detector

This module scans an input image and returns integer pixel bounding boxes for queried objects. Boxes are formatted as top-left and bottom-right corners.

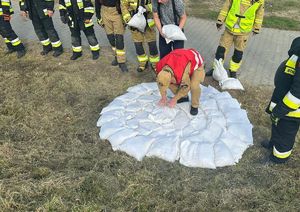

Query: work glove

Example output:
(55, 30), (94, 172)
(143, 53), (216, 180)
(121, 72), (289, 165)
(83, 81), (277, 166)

(3, 14), (11, 22)
(270, 113), (279, 126)
(60, 14), (68, 24)
(97, 18), (104, 27)
(272, 102), (291, 119)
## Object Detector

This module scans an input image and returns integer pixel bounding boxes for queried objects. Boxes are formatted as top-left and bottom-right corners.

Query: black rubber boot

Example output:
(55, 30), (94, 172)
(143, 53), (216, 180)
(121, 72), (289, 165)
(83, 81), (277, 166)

(229, 70), (237, 78)
(111, 57), (118, 66)
(92, 51), (100, 60)
(119, 63), (128, 72)
(40, 45), (52, 55)
(269, 154), (289, 164)
(177, 96), (189, 103)
(53, 46), (63, 57)
(70, 52), (82, 60)
(190, 106), (199, 116)
(6, 48), (15, 55)
(17, 49), (26, 58)
(261, 140), (273, 150)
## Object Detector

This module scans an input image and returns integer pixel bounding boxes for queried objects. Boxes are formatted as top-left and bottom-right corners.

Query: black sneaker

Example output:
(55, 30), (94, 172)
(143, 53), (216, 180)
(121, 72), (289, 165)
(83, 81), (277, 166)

(92, 51), (100, 60)
(111, 57), (118, 66)
(261, 140), (273, 150)
(206, 68), (214, 76)
(119, 63), (128, 72)
(269, 154), (289, 164)
(40, 45), (52, 56)
(70, 52), (82, 60)
(177, 96), (189, 103)
(17, 49), (26, 58)
(229, 71), (237, 78)
(190, 106), (198, 116)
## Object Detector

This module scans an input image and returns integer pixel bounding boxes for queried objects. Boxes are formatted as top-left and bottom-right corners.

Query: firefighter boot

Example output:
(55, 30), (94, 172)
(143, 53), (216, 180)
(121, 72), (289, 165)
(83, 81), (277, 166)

(269, 154), (289, 164)
(111, 57), (118, 66)
(190, 106), (198, 116)
(261, 140), (273, 150)
(53, 46), (64, 57)
(17, 49), (26, 58)
(137, 61), (148, 72)
(40, 45), (53, 56)
(92, 51), (100, 60)
(70, 52), (83, 60)
(119, 63), (129, 72)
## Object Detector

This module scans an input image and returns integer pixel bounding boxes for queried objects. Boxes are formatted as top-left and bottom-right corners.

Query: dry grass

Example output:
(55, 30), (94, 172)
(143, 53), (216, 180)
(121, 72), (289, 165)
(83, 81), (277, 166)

(0, 41), (300, 211)
(186, 0), (300, 31)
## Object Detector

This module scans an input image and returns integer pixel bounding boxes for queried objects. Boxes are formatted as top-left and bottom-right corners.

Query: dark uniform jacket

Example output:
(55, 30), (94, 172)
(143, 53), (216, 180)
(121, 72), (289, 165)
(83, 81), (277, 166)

(59, 0), (95, 30)
(19, 0), (54, 19)
(0, 0), (14, 16)
(266, 37), (300, 121)
(95, 0), (122, 20)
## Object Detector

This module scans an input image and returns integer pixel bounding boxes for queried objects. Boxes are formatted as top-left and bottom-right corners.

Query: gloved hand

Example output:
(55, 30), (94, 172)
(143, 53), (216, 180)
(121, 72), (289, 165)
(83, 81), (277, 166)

(270, 113), (279, 126)
(60, 15), (68, 24)
(97, 18), (104, 27)
(272, 102), (291, 119)
(3, 14), (11, 22)
(216, 22), (222, 30)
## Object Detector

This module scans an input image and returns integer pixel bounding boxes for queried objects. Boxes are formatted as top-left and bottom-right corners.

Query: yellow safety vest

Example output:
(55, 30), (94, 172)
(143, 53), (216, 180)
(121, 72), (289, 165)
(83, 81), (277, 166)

(225, 0), (261, 33)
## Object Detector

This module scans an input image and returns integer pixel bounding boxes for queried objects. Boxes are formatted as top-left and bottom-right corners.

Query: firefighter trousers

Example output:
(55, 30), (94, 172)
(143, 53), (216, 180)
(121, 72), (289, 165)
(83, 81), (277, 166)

(31, 6), (62, 50)
(159, 33), (184, 59)
(270, 118), (300, 162)
(70, 25), (99, 53)
(0, 16), (24, 51)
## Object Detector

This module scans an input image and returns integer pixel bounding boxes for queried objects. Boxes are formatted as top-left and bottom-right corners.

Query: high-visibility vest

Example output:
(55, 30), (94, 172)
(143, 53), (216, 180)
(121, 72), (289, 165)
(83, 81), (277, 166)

(225, 0), (261, 33)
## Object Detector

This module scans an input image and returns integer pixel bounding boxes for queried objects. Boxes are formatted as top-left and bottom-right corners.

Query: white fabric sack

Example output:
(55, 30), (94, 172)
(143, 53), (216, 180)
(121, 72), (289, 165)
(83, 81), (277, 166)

(220, 78), (245, 90)
(180, 140), (216, 169)
(127, 6), (147, 32)
(146, 135), (180, 162)
(216, 98), (241, 113)
(97, 113), (119, 127)
(100, 99), (126, 114)
(214, 141), (235, 167)
(99, 119), (125, 140)
(162, 24), (187, 44)
(224, 109), (250, 124)
(108, 128), (139, 150)
(227, 123), (253, 144)
(118, 136), (154, 161)
(213, 59), (228, 82)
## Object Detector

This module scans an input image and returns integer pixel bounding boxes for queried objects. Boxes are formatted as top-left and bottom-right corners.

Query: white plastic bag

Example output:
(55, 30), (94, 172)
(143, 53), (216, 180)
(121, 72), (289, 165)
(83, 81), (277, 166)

(212, 59), (228, 82)
(220, 78), (244, 90)
(162, 24), (187, 44)
(127, 6), (147, 32)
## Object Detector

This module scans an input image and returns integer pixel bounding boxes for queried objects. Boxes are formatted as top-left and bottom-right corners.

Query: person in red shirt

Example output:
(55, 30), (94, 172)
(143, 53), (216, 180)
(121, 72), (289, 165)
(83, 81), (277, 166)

(156, 48), (205, 115)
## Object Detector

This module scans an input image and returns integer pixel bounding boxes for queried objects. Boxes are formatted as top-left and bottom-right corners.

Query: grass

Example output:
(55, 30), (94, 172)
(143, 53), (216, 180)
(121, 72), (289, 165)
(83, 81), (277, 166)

(186, 0), (300, 31)
(0, 41), (300, 211)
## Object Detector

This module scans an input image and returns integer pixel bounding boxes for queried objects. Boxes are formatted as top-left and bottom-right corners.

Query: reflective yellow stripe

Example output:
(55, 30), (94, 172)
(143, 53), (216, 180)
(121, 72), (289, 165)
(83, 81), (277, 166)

(77, 2), (83, 9)
(273, 146), (292, 159)
(220, 11), (227, 16)
(286, 55), (297, 68)
(90, 44), (100, 51)
(116, 49), (125, 56)
(66, 2), (71, 7)
(51, 40), (62, 48)
(11, 38), (21, 46)
(41, 39), (51, 46)
(270, 101), (300, 118)
(137, 54), (149, 62)
(241, 0), (251, 6)
(4, 38), (10, 43)
(283, 91), (300, 110)
(72, 46), (82, 52)
(149, 55), (160, 63)
(84, 7), (94, 13)
(147, 19), (155, 28)
(255, 19), (263, 24)
(229, 59), (241, 72)
(2, 2), (10, 6)
(59, 4), (66, 10)
(84, 22), (94, 27)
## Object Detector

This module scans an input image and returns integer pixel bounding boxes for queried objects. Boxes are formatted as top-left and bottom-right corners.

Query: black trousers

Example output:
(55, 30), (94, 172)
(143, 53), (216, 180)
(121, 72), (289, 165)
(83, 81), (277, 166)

(0, 16), (24, 51)
(271, 118), (300, 159)
(159, 33), (184, 59)
(31, 6), (61, 49)
(70, 24), (99, 52)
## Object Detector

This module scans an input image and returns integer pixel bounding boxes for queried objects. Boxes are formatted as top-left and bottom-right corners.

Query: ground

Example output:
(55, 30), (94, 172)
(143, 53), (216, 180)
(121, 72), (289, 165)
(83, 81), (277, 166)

(0, 42), (299, 211)
(186, 0), (300, 31)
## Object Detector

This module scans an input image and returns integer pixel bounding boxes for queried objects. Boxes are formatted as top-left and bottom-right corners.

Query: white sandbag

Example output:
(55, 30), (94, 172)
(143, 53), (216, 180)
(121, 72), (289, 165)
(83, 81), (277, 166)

(127, 6), (146, 32)
(220, 132), (249, 162)
(137, 95), (159, 104)
(118, 136), (154, 161)
(213, 91), (232, 100)
(126, 101), (142, 112)
(100, 99), (126, 114)
(115, 92), (140, 102)
(141, 82), (158, 92)
(146, 135), (180, 162)
(214, 141), (235, 167)
(212, 59), (228, 82)
(224, 109), (250, 124)
(176, 102), (191, 116)
(124, 112), (136, 120)
(216, 98), (241, 112)
(201, 98), (219, 111)
(99, 119), (125, 140)
(162, 24), (187, 44)
(108, 128), (139, 150)
(188, 122), (223, 143)
(126, 118), (140, 129)
(220, 78), (244, 90)
(208, 114), (227, 128)
(97, 113), (119, 127)
(174, 111), (190, 130)
(180, 140), (216, 169)
(149, 107), (177, 124)
(227, 123), (253, 144)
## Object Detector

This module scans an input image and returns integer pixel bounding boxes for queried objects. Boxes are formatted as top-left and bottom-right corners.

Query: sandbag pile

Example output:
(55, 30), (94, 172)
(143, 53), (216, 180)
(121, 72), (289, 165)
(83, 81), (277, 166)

(97, 83), (253, 169)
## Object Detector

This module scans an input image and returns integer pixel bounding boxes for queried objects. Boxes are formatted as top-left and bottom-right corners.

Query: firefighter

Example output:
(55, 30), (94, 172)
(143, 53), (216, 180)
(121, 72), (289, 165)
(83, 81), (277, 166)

(120, 0), (160, 72)
(95, 0), (128, 71)
(207, 0), (264, 78)
(0, 0), (26, 58)
(156, 48), (205, 115)
(19, 0), (63, 57)
(59, 0), (100, 60)
(263, 37), (300, 164)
